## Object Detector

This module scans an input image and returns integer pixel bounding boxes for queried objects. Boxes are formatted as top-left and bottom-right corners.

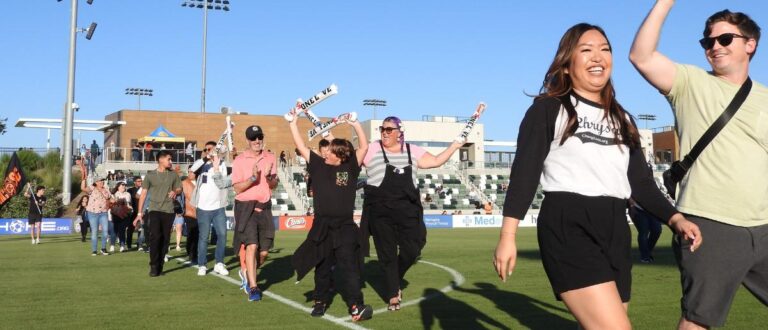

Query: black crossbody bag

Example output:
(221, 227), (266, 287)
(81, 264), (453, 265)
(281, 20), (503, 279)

(663, 77), (752, 199)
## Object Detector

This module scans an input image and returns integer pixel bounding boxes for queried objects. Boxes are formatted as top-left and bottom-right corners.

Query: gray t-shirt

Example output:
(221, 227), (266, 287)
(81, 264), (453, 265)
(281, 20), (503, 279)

(142, 169), (182, 214)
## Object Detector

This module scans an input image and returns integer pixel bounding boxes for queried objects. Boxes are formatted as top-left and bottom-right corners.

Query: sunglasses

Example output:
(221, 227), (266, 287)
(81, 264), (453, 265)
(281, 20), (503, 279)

(379, 126), (400, 134)
(699, 33), (749, 50)
(249, 136), (264, 141)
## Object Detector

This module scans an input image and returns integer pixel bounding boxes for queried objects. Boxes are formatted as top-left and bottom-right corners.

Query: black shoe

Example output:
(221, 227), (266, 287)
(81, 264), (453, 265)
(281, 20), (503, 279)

(311, 301), (327, 317)
(349, 304), (373, 322)
(149, 266), (161, 277)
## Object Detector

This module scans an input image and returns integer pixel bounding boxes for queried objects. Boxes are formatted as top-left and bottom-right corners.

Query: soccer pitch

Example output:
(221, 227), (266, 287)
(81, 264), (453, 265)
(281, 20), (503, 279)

(1, 228), (766, 329)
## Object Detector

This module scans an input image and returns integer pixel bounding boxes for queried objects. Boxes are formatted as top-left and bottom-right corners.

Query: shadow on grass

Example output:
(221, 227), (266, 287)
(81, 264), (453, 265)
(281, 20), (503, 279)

(361, 259), (410, 304)
(420, 287), (510, 330)
(454, 282), (576, 329)
(257, 255), (295, 291)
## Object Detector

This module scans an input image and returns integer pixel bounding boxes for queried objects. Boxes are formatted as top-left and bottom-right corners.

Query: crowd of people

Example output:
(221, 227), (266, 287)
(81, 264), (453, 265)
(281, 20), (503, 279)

(26, 3), (767, 328)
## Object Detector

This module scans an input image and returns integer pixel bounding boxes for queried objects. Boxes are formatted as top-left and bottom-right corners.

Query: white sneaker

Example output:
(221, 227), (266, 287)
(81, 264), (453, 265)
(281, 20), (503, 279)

(109, 245), (115, 252)
(35, 238), (40, 244)
(164, 254), (170, 262)
(175, 245), (181, 252)
(213, 263), (229, 276)
(138, 247), (144, 252)
(32, 239), (36, 245)
(197, 266), (207, 276)
(119, 246), (126, 253)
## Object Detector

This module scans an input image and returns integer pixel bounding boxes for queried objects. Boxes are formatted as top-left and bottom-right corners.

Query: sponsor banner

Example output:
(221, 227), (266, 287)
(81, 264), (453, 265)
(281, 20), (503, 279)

(423, 215), (453, 228)
(453, 214), (503, 228)
(279, 216), (314, 231)
(0, 218), (72, 235)
(452, 212), (540, 228)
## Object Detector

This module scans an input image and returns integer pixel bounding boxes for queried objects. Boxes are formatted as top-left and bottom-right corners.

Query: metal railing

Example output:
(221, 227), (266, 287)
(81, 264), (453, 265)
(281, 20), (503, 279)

(101, 147), (197, 165)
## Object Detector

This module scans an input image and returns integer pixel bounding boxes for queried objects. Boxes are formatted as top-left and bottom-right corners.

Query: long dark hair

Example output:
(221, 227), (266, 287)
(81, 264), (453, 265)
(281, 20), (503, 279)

(111, 182), (126, 195)
(538, 23), (640, 149)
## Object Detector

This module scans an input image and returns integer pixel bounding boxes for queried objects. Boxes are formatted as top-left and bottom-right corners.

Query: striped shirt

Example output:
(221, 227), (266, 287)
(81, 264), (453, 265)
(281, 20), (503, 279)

(362, 142), (427, 187)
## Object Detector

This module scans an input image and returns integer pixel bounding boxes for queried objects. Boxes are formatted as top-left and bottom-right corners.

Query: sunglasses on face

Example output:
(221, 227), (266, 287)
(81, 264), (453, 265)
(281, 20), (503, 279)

(379, 126), (400, 134)
(699, 33), (749, 50)
(249, 136), (264, 141)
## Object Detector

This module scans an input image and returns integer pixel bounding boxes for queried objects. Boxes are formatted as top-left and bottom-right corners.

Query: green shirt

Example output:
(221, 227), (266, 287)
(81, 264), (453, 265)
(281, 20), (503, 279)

(142, 169), (182, 214)
(667, 64), (768, 226)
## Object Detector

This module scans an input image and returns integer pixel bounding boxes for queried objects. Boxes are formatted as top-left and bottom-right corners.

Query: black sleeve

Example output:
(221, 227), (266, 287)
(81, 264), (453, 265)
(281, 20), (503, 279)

(502, 97), (559, 219)
(626, 119), (677, 223)
(308, 151), (322, 176)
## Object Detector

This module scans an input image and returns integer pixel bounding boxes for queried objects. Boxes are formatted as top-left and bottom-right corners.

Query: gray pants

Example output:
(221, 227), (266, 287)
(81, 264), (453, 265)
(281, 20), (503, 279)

(674, 215), (768, 327)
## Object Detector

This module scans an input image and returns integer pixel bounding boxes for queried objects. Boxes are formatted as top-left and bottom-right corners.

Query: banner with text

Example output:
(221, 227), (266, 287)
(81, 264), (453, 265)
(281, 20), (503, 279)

(0, 218), (72, 235)
(452, 212), (539, 228)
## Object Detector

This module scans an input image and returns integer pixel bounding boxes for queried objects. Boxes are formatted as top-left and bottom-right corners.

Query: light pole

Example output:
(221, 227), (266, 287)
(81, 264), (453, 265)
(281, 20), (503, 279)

(181, 0), (230, 113)
(59, 0), (97, 206)
(125, 88), (153, 110)
(363, 99), (387, 120)
(638, 114), (657, 129)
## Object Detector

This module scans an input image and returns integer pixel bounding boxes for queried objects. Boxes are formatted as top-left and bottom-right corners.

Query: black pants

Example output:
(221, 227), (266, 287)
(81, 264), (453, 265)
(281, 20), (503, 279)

(370, 206), (424, 300)
(125, 217), (135, 249)
(184, 216), (199, 262)
(148, 211), (175, 272)
(113, 218), (128, 247)
(314, 224), (363, 308)
(80, 221), (89, 241)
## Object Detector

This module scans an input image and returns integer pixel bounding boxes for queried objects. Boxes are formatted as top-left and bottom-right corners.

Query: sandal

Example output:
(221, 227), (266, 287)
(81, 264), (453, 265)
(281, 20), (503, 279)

(387, 302), (401, 311)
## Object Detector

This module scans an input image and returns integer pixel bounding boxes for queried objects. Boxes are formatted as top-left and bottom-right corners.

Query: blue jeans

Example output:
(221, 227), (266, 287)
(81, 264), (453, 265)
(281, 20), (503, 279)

(88, 211), (109, 251)
(108, 220), (116, 245)
(197, 208), (227, 266)
(631, 206), (663, 260)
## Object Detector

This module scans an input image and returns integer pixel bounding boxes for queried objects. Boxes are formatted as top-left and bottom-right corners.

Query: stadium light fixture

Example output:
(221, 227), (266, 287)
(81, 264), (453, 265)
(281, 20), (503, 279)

(180, 0), (231, 113)
(637, 114), (657, 129)
(363, 99), (387, 120)
(125, 87), (154, 110)
(59, 0), (98, 206)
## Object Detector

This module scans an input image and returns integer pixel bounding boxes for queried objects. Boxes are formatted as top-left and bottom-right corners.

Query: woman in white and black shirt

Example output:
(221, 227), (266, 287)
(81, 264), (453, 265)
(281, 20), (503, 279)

(493, 23), (703, 329)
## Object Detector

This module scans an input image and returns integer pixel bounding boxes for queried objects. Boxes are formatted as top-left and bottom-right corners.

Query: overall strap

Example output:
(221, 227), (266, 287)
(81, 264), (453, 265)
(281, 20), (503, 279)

(406, 143), (413, 165)
(379, 140), (390, 164)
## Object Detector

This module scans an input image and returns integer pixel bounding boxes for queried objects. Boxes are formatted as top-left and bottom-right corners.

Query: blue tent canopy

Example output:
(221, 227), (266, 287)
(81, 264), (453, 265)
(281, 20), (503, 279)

(138, 124), (185, 143)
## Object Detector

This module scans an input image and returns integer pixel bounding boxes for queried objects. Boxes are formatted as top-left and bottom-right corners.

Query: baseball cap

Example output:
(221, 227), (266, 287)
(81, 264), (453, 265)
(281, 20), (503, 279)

(93, 174), (106, 182)
(245, 125), (264, 141)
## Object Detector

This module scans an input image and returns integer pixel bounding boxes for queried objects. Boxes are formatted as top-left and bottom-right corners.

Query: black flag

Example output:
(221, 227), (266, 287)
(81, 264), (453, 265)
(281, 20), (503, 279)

(0, 152), (27, 210)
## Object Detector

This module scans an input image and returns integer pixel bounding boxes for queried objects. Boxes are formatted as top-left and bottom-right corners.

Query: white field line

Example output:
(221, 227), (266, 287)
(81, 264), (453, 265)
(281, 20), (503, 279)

(173, 258), (369, 330)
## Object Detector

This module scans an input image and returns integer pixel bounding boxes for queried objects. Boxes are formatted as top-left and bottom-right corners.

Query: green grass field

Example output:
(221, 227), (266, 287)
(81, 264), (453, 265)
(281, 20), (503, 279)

(1, 227), (766, 329)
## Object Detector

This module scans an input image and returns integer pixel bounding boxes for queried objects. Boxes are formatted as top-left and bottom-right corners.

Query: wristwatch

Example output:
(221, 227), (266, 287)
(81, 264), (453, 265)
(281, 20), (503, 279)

(249, 175), (258, 182)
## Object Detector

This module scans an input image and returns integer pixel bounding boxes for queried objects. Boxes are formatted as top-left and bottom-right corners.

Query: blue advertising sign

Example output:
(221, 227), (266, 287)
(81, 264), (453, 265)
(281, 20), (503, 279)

(423, 215), (453, 228)
(0, 218), (73, 235)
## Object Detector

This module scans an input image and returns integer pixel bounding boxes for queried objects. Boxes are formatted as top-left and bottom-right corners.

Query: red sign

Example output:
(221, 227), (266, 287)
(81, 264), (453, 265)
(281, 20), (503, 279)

(279, 216), (314, 231)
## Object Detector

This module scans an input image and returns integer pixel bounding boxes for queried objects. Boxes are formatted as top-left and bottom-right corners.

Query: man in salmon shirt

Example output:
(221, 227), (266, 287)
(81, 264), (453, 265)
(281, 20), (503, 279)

(231, 125), (279, 302)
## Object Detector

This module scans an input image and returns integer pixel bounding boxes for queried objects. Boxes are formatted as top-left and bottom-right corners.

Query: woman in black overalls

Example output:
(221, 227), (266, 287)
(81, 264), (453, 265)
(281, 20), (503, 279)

(362, 116), (464, 311)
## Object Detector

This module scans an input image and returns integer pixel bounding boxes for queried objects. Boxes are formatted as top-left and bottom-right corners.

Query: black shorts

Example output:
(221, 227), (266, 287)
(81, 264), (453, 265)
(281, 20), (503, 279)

(233, 201), (274, 251)
(28, 214), (42, 224)
(537, 192), (632, 302)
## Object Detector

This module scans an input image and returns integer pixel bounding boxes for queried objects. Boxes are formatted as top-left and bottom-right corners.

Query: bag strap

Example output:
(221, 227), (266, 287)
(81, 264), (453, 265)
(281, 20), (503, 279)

(674, 77), (752, 173)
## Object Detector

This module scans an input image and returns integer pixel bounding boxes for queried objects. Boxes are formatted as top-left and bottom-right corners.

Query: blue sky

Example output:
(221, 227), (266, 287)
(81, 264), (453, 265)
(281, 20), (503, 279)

(1, 0), (766, 148)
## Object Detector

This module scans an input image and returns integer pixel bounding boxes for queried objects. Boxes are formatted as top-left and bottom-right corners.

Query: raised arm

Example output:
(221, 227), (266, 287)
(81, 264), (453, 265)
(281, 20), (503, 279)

(629, 0), (678, 94)
(349, 121), (369, 166)
(288, 119), (311, 162)
(417, 141), (463, 169)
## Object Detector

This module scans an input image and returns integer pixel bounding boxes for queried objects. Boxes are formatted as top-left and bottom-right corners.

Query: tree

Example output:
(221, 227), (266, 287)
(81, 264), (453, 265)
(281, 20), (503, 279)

(0, 117), (6, 135)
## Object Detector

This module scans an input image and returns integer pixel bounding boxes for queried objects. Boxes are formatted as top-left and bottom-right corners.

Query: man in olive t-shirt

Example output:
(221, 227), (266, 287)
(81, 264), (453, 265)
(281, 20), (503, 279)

(133, 150), (182, 277)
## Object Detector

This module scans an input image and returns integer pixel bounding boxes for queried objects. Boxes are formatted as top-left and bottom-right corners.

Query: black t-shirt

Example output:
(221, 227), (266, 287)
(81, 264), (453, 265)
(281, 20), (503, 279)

(29, 194), (46, 216)
(308, 151), (361, 217)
